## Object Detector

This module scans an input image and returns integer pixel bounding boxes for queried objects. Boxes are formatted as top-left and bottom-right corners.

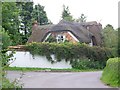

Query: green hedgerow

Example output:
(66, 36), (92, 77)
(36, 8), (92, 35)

(25, 42), (114, 69)
(101, 57), (120, 87)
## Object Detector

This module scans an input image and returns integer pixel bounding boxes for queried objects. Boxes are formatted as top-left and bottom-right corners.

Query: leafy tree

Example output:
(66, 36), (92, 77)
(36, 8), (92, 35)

(2, 2), (22, 45)
(102, 24), (118, 48)
(2, 2), (51, 45)
(76, 14), (87, 22)
(32, 4), (49, 25)
(2, 2), (19, 34)
(17, 2), (33, 43)
(118, 28), (120, 57)
(61, 5), (74, 21)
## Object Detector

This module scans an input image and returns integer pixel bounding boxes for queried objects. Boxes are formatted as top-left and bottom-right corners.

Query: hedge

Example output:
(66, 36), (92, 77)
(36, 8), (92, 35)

(25, 42), (114, 68)
(71, 57), (104, 69)
(101, 57), (120, 87)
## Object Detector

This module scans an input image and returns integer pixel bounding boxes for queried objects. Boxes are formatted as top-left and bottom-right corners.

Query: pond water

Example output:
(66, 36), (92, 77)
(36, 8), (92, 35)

(9, 51), (72, 69)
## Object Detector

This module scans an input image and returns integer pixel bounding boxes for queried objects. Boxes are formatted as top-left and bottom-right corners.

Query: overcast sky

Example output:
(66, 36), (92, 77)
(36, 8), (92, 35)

(33, 0), (119, 29)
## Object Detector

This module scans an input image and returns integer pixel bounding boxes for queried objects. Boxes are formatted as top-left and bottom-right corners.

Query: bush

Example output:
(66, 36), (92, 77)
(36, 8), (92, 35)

(26, 42), (114, 69)
(1, 49), (15, 67)
(0, 49), (22, 89)
(71, 57), (104, 69)
(101, 57), (120, 87)
(2, 77), (22, 89)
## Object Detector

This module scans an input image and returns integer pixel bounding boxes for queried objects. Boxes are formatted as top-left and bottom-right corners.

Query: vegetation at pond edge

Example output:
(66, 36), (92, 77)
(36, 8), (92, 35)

(101, 57), (120, 87)
(25, 42), (115, 69)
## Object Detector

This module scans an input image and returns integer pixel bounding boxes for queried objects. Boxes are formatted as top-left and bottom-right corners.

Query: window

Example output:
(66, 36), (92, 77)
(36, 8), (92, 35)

(56, 34), (65, 43)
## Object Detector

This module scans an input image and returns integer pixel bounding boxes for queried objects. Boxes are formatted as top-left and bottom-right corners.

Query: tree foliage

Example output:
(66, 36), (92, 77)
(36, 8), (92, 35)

(102, 24), (118, 48)
(32, 4), (50, 25)
(16, 2), (33, 43)
(76, 14), (87, 22)
(0, 28), (11, 49)
(118, 28), (120, 57)
(61, 5), (74, 21)
(2, 2), (51, 45)
(2, 2), (22, 45)
(2, 2), (19, 34)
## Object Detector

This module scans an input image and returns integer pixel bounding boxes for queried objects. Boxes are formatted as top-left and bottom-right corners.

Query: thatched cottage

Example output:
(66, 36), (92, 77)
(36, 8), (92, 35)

(28, 20), (102, 46)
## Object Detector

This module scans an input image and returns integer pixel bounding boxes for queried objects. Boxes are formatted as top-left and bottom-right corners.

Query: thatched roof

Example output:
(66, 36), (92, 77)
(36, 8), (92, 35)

(28, 20), (102, 45)
(48, 20), (93, 43)
(28, 25), (54, 43)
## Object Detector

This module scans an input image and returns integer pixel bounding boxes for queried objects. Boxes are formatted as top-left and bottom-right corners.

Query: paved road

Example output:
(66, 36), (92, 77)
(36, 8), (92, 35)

(6, 71), (111, 88)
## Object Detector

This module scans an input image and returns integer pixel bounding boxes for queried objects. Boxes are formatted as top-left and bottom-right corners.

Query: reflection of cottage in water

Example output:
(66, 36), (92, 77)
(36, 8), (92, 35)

(28, 20), (102, 46)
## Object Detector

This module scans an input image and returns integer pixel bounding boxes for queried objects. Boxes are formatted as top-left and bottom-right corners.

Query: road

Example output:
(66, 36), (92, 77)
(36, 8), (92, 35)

(6, 71), (111, 88)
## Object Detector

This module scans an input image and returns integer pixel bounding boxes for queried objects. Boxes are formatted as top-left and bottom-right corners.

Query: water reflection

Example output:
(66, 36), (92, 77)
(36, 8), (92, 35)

(9, 51), (72, 69)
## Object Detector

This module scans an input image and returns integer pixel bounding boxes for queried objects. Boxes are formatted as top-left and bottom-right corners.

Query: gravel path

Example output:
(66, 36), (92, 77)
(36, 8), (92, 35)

(6, 71), (111, 88)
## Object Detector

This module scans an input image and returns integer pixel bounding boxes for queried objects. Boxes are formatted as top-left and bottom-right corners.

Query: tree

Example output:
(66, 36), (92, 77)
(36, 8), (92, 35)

(102, 24), (118, 48)
(2, 2), (22, 45)
(61, 5), (74, 21)
(32, 4), (49, 25)
(17, 2), (33, 43)
(2, 2), (19, 34)
(118, 28), (120, 56)
(76, 14), (87, 23)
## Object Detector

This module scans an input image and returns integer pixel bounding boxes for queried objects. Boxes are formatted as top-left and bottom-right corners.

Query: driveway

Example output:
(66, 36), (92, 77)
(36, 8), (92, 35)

(6, 71), (111, 88)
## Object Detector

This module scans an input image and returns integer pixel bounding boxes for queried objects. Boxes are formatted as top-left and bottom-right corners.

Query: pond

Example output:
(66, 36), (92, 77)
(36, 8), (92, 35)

(9, 51), (72, 69)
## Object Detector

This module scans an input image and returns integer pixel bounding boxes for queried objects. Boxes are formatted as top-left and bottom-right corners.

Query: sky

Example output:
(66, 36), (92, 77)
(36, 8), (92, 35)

(33, 0), (119, 29)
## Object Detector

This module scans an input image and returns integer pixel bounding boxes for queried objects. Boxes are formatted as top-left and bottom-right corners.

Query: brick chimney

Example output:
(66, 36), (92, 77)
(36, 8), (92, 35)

(32, 20), (38, 33)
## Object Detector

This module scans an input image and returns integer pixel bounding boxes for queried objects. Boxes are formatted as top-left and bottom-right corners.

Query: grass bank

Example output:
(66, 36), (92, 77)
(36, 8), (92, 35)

(101, 57), (120, 87)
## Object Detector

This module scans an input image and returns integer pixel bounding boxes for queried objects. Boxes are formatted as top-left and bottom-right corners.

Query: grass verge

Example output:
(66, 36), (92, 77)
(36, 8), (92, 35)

(5, 67), (102, 72)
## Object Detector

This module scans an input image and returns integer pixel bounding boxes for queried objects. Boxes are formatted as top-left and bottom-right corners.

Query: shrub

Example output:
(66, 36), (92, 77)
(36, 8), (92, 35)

(1, 49), (15, 67)
(26, 42), (114, 68)
(2, 77), (22, 89)
(101, 57), (120, 87)
(71, 57), (104, 69)
(0, 49), (22, 89)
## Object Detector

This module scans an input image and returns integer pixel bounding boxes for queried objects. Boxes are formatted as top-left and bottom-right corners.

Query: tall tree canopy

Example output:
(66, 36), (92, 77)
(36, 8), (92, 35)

(2, 2), (51, 45)
(61, 5), (74, 21)
(2, 2), (19, 34)
(17, 2), (33, 43)
(32, 4), (49, 25)
(102, 24), (118, 48)
(2, 2), (22, 45)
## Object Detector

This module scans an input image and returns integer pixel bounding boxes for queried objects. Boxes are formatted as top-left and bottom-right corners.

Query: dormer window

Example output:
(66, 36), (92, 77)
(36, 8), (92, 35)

(56, 34), (65, 43)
